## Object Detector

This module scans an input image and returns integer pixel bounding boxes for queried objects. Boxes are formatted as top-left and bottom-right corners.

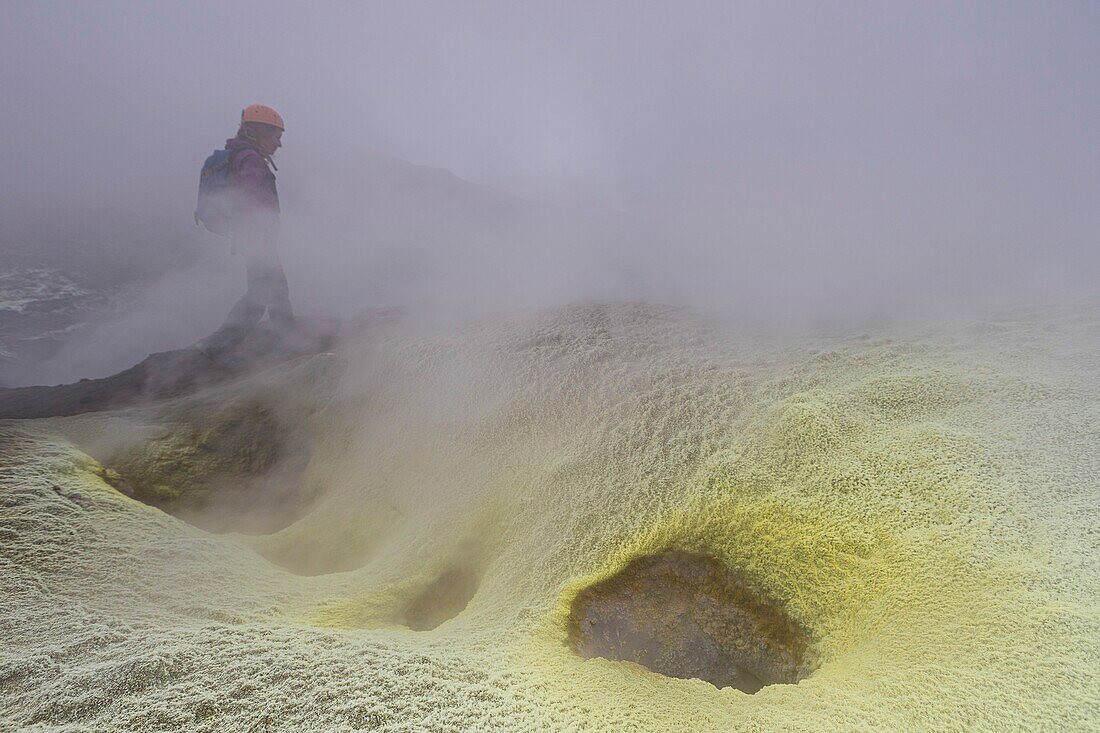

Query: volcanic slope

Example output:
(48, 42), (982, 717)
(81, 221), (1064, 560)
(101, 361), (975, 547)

(1, 303), (1097, 731)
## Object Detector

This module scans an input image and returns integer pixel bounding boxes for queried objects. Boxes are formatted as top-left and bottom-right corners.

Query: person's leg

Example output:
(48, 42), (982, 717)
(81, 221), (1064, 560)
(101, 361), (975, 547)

(262, 256), (296, 334)
(195, 256), (267, 357)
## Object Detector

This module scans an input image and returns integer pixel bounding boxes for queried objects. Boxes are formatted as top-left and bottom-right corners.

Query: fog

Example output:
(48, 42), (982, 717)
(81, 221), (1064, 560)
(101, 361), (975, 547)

(2, 7), (1100, 728)
(1, 1), (1098, 383)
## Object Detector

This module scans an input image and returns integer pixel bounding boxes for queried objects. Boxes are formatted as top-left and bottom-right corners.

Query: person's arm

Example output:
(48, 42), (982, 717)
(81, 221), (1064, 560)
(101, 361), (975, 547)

(231, 151), (279, 248)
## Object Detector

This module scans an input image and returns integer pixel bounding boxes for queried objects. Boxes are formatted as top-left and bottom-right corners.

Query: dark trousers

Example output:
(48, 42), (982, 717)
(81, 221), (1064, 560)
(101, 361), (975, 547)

(200, 252), (295, 356)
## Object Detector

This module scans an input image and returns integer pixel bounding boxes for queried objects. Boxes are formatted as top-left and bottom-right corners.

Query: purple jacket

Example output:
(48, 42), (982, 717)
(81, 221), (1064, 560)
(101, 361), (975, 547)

(226, 138), (280, 216)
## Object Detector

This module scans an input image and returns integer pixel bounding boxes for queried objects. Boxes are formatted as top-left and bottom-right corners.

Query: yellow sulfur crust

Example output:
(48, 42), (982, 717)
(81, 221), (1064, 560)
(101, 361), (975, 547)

(1, 304), (1096, 731)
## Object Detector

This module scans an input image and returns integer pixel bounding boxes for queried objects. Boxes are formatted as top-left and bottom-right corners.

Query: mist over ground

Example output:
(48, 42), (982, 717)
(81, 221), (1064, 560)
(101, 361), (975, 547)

(1, 1), (1097, 385)
(2, 5), (1100, 732)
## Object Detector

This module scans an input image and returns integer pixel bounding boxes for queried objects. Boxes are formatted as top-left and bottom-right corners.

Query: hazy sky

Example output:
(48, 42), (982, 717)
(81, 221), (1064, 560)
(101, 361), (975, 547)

(2, 1), (1098, 315)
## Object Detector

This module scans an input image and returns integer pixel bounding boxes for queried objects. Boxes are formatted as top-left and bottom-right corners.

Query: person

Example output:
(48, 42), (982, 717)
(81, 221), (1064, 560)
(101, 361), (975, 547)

(196, 104), (295, 362)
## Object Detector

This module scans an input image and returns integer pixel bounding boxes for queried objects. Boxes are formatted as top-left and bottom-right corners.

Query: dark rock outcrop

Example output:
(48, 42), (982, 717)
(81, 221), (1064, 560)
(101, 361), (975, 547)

(568, 551), (813, 693)
(0, 322), (338, 420)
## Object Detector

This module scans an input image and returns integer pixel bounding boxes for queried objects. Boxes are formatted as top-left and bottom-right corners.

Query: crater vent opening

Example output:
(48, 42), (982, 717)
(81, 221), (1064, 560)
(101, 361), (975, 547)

(568, 551), (814, 693)
(98, 396), (312, 534)
(401, 564), (481, 631)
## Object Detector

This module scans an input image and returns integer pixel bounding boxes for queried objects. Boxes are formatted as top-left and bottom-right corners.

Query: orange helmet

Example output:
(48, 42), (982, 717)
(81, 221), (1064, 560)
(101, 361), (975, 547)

(241, 104), (284, 131)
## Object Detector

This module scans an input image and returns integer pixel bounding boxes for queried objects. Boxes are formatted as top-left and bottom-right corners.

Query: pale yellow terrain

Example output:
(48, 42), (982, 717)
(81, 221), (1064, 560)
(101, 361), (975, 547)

(1, 303), (1097, 731)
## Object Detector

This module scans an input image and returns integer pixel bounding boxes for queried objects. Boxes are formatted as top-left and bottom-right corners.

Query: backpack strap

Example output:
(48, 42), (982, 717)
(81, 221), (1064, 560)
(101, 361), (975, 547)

(228, 143), (277, 174)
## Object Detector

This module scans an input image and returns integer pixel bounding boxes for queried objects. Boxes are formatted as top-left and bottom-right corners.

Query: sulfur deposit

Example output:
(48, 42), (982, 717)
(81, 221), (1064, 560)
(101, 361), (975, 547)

(1, 303), (1098, 731)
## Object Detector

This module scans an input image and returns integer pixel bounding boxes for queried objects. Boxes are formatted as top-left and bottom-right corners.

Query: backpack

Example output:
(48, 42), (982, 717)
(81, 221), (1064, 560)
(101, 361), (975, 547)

(194, 149), (237, 236)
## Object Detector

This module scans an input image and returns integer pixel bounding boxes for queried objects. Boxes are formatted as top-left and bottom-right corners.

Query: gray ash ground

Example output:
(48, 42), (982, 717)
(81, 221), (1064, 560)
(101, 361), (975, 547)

(0, 213), (203, 386)
(0, 266), (120, 372)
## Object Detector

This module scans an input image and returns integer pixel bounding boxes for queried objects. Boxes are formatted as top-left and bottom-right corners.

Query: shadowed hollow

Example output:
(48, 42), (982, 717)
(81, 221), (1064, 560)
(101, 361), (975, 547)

(568, 551), (813, 693)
